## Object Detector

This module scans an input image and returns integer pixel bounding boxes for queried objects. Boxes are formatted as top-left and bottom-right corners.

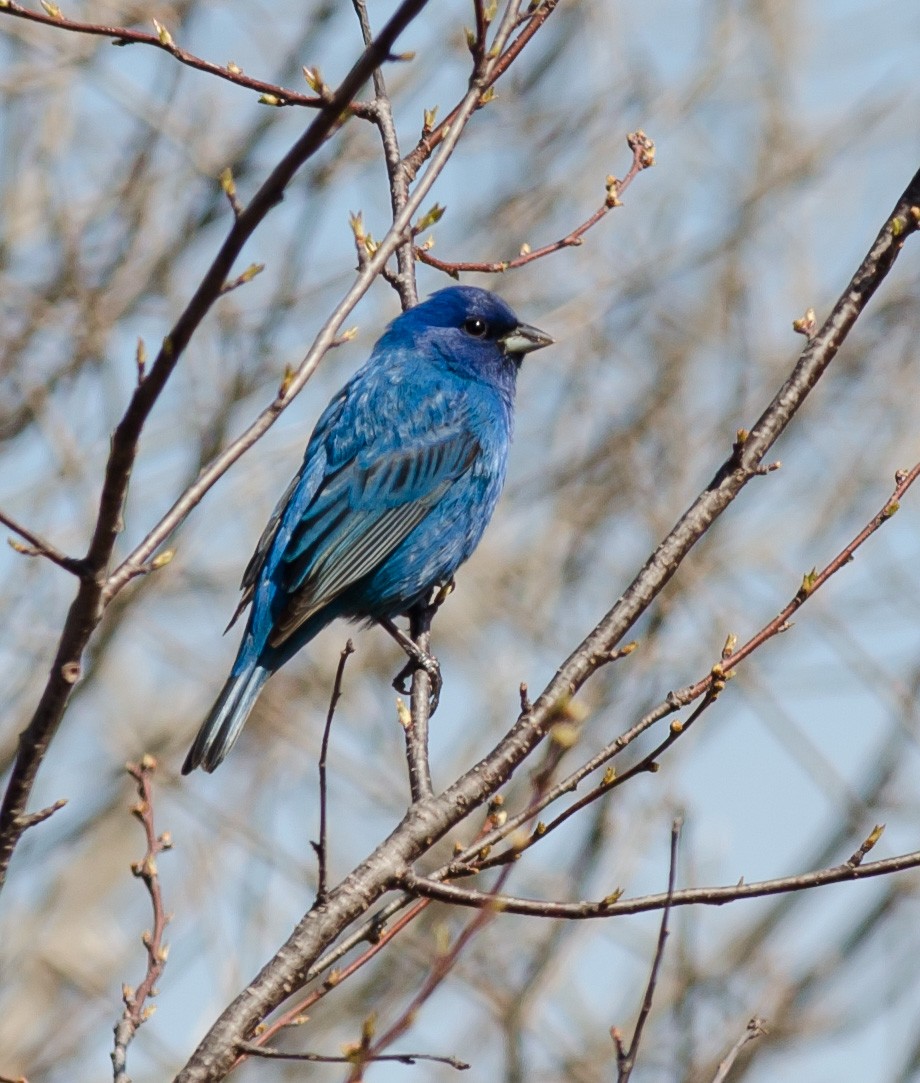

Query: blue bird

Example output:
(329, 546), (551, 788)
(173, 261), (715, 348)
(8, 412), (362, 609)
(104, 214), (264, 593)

(183, 286), (552, 773)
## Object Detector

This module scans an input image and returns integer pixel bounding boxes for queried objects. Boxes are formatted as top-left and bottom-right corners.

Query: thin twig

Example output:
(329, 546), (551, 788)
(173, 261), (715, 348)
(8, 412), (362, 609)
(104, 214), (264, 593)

(0, 2), (377, 114)
(313, 641), (354, 904)
(232, 899), (432, 1070)
(350, 863), (517, 1081)
(238, 1042), (468, 1069)
(112, 756), (172, 1083)
(401, 839), (920, 919)
(416, 131), (655, 277)
(0, 508), (85, 577)
(403, 0), (560, 180)
(10, 797), (67, 832)
(352, 0), (417, 307)
(476, 686), (717, 872)
(710, 1018), (768, 1083)
(614, 817), (682, 1082)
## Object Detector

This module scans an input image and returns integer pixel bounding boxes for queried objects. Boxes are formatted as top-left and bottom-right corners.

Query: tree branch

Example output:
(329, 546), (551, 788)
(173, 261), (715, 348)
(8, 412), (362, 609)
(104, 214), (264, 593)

(710, 1018), (769, 1083)
(352, 0), (418, 307)
(416, 130), (655, 277)
(0, 2), (376, 114)
(313, 641), (354, 904)
(0, 508), (86, 577)
(400, 838), (920, 919)
(614, 818), (681, 1082)
(112, 757), (172, 1083)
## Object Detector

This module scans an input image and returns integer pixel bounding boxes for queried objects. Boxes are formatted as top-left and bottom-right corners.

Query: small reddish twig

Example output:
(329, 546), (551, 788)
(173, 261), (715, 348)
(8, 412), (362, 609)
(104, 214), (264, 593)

(345, 761), (559, 1079)
(708, 461), (920, 674)
(477, 685), (715, 872)
(470, 0), (490, 66)
(614, 818), (682, 1082)
(0, 2), (376, 113)
(348, 863), (516, 1081)
(232, 898), (431, 1071)
(112, 756), (172, 1083)
(416, 131), (655, 277)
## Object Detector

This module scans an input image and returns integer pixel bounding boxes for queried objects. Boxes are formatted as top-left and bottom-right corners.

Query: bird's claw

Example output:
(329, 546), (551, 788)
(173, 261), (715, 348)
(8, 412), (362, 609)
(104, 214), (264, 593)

(392, 651), (442, 715)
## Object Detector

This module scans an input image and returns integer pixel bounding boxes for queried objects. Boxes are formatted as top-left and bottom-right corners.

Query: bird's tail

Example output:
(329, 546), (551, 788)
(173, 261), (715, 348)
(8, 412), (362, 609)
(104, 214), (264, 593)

(182, 661), (270, 774)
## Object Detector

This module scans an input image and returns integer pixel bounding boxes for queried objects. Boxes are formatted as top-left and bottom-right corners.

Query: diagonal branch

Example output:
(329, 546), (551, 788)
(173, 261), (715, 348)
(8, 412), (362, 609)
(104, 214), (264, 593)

(461, 458), (920, 870)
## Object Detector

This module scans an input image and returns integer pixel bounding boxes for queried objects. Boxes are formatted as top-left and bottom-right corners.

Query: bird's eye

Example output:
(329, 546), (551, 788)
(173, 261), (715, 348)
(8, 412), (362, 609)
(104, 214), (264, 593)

(463, 317), (489, 338)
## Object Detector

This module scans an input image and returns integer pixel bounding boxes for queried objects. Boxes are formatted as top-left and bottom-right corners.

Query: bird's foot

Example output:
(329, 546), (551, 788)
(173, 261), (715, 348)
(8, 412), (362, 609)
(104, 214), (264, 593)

(380, 616), (442, 714)
(392, 650), (442, 714)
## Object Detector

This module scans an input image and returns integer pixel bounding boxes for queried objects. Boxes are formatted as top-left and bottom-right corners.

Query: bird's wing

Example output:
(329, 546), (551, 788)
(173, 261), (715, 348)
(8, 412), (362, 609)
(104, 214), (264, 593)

(224, 393), (349, 632)
(223, 469), (311, 632)
(267, 427), (480, 647)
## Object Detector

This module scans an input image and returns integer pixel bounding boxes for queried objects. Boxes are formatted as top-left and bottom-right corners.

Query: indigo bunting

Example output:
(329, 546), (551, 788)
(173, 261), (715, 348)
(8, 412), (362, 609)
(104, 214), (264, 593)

(183, 286), (552, 773)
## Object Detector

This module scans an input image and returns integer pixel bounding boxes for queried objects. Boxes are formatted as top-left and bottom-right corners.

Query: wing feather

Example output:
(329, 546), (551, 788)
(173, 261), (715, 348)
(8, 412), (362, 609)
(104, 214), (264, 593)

(267, 430), (479, 647)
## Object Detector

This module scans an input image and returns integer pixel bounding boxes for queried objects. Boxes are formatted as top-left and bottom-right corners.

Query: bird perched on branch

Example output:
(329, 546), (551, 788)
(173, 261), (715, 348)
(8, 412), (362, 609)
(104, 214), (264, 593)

(183, 285), (552, 773)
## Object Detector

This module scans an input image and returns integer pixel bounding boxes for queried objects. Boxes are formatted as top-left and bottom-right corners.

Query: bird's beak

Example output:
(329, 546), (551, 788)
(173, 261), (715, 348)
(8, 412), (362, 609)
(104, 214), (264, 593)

(499, 322), (554, 356)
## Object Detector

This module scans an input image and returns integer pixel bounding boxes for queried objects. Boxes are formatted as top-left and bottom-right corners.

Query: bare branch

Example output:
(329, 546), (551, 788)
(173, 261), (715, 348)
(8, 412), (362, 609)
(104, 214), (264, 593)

(112, 756), (172, 1083)
(615, 818), (682, 1082)
(238, 1042), (468, 1069)
(234, 899), (432, 1069)
(351, 864), (517, 1081)
(401, 843), (920, 918)
(710, 1018), (769, 1083)
(417, 131), (655, 277)
(313, 641), (355, 904)
(0, 508), (85, 577)
(352, 0), (418, 307)
(0, 2), (377, 113)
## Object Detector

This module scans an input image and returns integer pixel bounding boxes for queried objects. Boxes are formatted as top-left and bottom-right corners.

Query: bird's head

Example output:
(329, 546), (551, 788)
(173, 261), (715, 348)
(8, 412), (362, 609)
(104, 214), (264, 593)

(383, 286), (553, 386)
